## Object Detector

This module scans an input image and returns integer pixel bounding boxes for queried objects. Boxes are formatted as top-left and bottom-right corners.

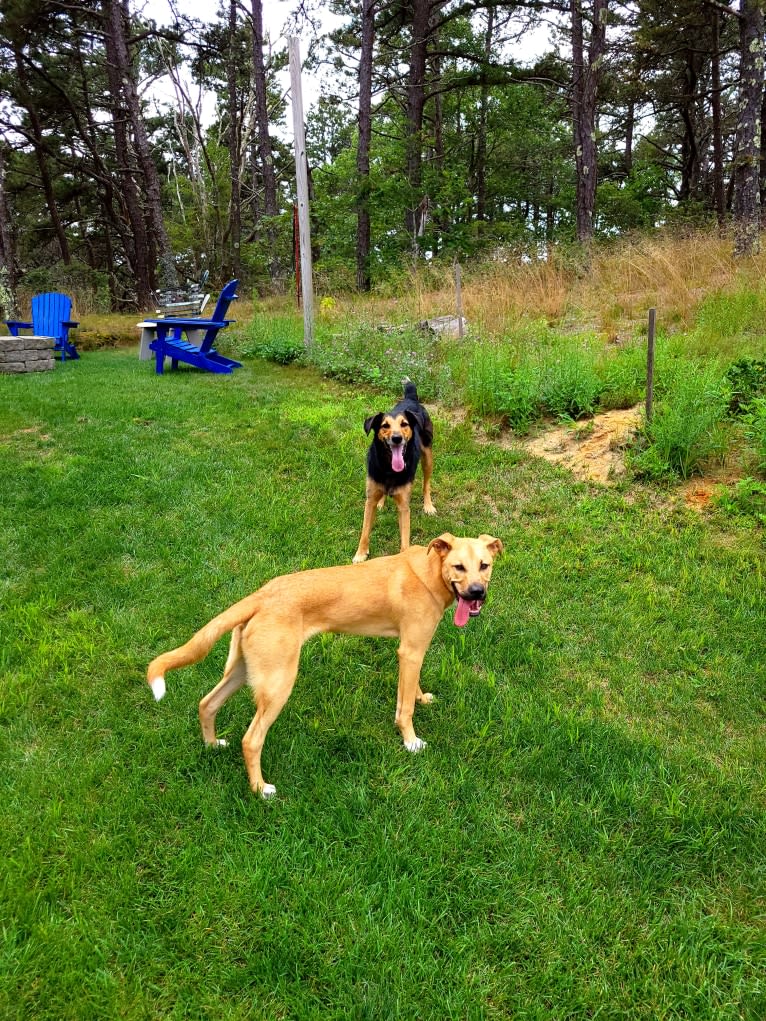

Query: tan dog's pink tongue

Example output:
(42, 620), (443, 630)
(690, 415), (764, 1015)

(392, 446), (405, 472)
(454, 597), (470, 627)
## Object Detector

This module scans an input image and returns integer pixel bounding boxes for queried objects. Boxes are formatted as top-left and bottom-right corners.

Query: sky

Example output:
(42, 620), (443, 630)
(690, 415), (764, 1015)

(139, 0), (553, 121)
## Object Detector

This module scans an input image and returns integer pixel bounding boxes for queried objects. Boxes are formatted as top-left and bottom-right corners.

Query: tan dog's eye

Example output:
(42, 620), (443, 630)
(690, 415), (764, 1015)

(453, 563), (465, 572)
(480, 562), (489, 571)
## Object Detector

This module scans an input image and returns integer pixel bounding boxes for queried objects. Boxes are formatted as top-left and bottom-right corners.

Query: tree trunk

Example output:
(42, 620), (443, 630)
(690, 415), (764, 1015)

(571, 0), (607, 244)
(0, 145), (18, 319)
(356, 0), (375, 292)
(102, 3), (153, 307)
(227, 0), (242, 280)
(733, 0), (765, 256)
(475, 7), (494, 233)
(710, 7), (726, 226)
(13, 48), (71, 264)
(405, 0), (432, 248)
(252, 0), (278, 219)
(104, 0), (178, 292)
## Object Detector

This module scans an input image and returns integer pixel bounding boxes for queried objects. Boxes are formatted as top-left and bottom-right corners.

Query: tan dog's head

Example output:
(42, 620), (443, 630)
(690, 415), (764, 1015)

(427, 533), (503, 627)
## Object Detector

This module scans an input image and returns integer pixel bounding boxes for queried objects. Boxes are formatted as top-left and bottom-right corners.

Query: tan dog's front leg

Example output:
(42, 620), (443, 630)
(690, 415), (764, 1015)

(395, 640), (428, 751)
(392, 484), (412, 552)
(353, 481), (385, 563)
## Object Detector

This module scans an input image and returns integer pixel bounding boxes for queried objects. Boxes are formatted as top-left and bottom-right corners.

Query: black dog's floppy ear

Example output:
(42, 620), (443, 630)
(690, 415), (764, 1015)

(404, 408), (425, 432)
(364, 413), (384, 435)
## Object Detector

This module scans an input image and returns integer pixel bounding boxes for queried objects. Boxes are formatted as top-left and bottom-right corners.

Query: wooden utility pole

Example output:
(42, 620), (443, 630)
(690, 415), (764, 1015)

(289, 37), (314, 350)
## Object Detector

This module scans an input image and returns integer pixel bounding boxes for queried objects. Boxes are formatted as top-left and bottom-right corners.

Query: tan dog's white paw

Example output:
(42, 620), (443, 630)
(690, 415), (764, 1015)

(261, 783), (277, 798)
(352, 552), (369, 564)
(417, 692), (434, 704)
(404, 737), (427, 753)
(424, 504), (437, 516)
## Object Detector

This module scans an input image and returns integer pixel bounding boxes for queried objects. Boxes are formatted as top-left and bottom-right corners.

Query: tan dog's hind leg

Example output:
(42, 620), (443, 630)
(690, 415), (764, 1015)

(198, 625), (249, 747)
(421, 446), (436, 515)
(392, 484), (412, 551)
(239, 626), (301, 798)
(353, 481), (386, 563)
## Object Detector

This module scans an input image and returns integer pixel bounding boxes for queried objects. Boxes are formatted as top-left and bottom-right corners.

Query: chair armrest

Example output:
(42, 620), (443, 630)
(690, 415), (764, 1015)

(4, 319), (33, 330)
(155, 317), (231, 328)
(63, 320), (80, 329)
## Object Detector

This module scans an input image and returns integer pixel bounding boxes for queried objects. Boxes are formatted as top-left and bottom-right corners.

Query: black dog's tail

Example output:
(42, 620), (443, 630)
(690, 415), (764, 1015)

(402, 376), (419, 402)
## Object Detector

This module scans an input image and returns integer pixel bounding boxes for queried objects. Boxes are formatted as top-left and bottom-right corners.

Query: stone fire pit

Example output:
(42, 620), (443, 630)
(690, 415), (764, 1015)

(0, 335), (56, 373)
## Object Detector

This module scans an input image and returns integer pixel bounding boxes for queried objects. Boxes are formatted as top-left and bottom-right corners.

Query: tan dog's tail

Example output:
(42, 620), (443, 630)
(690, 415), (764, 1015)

(146, 592), (261, 701)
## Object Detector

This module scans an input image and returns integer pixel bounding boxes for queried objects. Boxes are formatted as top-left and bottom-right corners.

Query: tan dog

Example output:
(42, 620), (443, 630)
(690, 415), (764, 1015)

(147, 533), (502, 797)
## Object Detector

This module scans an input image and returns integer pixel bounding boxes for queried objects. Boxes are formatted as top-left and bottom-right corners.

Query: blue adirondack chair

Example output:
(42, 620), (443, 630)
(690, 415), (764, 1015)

(4, 292), (80, 361)
(147, 279), (242, 375)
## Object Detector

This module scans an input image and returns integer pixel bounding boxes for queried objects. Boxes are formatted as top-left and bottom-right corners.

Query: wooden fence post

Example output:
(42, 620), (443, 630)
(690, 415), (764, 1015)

(646, 307), (656, 422)
(454, 260), (464, 338)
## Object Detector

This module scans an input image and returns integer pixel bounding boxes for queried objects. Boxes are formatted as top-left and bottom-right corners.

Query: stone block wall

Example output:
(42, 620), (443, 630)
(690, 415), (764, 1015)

(0, 335), (55, 373)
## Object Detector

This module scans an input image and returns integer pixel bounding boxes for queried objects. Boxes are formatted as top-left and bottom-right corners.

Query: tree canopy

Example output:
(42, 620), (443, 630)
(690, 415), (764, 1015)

(0, 0), (763, 311)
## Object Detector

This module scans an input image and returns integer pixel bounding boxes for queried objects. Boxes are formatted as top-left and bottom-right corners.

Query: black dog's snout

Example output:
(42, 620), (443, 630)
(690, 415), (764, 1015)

(465, 583), (486, 601)
(391, 434), (404, 445)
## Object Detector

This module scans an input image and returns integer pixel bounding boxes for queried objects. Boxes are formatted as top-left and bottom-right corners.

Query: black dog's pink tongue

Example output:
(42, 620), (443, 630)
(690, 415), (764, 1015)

(391, 446), (405, 472)
(454, 597), (471, 627)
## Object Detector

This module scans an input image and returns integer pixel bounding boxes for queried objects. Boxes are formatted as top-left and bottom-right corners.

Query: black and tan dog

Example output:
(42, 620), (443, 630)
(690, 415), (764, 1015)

(147, 533), (503, 797)
(353, 377), (436, 563)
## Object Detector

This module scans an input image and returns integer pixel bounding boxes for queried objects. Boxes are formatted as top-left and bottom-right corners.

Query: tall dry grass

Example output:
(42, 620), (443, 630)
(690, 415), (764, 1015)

(310, 227), (766, 342)
(13, 226), (766, 347)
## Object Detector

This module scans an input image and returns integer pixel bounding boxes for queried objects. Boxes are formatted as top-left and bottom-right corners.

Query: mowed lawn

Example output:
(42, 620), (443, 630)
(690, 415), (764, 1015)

(1, 350), (764, 1020)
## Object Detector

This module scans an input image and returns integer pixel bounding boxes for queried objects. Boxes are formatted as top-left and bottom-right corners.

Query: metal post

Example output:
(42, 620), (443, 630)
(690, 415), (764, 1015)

(289, 37), (314, 350)
(646, 307), (656, 422)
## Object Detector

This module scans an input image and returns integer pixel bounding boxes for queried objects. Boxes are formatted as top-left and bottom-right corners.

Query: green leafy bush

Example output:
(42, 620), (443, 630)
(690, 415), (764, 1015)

(243, 315), (305, 364)
(715, 477), (766, 525)
(724, 358), (766, 414)
(539, 348), (603, 420)
(743, 396), (766, 472)
(632, 361), (730, 479)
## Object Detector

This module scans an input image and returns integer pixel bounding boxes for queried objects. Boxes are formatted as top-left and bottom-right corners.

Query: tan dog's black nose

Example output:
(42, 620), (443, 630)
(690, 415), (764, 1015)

(465, 583), (486, 600)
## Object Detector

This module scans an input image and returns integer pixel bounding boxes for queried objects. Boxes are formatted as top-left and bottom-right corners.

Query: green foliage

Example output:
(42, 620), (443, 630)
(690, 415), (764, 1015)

(597, 342), (648, 410)
(242, 314), (305, 364)
(309, 320), (441, 394)
(715, 476), (766, 525)
(633, 361), (731, 479)
(742, 396), (766, 471)
(694, 288), (766, 357)
(539, 345), (604, 420)
(19, 260), (111, 314)
(724, 358), (766, 414)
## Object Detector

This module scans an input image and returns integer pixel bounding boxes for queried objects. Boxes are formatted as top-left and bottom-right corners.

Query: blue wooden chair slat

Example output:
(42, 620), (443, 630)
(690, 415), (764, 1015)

(5, 292), (80, 361)
(147, 279), (242, 375)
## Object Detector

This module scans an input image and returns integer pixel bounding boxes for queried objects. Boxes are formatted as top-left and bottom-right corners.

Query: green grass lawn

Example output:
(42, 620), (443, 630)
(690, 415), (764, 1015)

(1, 351), (764, 1020)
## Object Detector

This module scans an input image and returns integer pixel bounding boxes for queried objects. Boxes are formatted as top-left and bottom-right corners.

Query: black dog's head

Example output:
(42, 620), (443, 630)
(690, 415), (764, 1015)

(364, 408), (423, 474)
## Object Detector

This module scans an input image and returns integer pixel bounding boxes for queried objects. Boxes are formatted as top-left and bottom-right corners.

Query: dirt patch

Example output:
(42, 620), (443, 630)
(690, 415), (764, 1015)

(522, 406), (643, 485)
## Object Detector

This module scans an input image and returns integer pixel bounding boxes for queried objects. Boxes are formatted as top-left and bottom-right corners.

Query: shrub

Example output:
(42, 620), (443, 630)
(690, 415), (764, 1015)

(742, 396), (766, 472)
(715, 477), (766, 525)
(632, 361), (730, 479)
(724, 358), (766, 415)
(598, 344), (647, 410)
(495, 362), (543, 433)
(539, 347), (603, 420)
(243, 315), (305, 364)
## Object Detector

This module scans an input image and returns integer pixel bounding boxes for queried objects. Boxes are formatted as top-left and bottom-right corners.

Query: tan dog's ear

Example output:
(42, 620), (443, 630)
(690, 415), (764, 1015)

(427, 533), (456, 556)
(479, 534), (503, 557)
